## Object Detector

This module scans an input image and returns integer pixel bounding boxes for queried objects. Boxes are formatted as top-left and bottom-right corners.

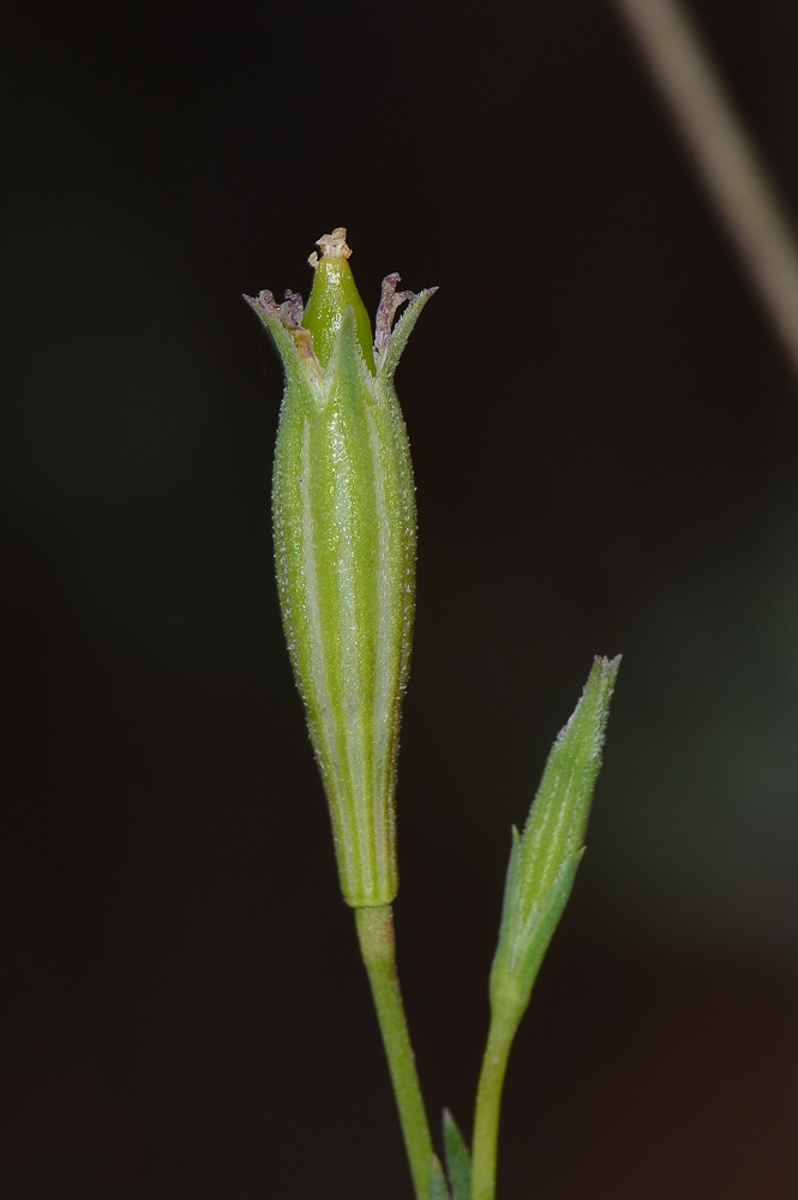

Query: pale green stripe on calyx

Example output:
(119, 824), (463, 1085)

(367, 404), (397, 892)
(324, 315), (379, 901)
(297, 416), (354, 872)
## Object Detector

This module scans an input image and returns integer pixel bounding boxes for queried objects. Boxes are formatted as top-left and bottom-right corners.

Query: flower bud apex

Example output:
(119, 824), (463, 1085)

(303, 227), (376, 372)
(245, 229), (436, 907)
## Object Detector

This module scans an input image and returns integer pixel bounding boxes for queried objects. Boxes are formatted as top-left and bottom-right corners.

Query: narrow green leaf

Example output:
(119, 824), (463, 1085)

(495, 851), (583, 1015)
(443, 1109), (471, 1200)
(492, 825), (522, 969)
(430, 1153), (451, 1200)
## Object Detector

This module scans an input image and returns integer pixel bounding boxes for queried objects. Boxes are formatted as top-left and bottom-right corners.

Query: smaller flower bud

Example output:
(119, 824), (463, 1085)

(490, 656), (621, 1020)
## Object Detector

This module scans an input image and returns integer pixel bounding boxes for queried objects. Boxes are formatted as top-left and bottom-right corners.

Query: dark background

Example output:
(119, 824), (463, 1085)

(3, 1), (798, 1196)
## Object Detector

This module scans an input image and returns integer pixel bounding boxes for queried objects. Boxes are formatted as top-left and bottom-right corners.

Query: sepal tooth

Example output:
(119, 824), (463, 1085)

(378, 286), (438, 379)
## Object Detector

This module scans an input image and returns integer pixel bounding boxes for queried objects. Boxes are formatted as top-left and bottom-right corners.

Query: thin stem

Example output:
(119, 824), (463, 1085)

(470, 1002), (520, 1200)
(354, 904), (433, 1200)
(608, 0), (798, 388)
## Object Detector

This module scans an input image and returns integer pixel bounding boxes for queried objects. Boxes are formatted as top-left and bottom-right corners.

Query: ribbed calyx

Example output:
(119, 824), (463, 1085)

(245, 229), (436, 907)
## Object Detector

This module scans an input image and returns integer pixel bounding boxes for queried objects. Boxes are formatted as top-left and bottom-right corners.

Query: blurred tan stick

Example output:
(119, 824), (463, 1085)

(608, 0), (798, 386)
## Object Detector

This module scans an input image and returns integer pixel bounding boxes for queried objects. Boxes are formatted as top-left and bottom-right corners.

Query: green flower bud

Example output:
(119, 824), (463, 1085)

(246, 229), (435, 907)
(302, 229), (376, 372)
(489, 656), (621, 1020)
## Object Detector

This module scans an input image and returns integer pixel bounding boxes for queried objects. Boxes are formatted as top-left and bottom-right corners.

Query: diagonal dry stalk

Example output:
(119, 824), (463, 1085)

(609, 0), (798, 388)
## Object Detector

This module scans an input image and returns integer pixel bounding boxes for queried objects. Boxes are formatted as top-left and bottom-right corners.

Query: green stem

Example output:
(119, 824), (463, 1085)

(470, 1001), (521, 1200)
(354, 904), (433, 1200)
